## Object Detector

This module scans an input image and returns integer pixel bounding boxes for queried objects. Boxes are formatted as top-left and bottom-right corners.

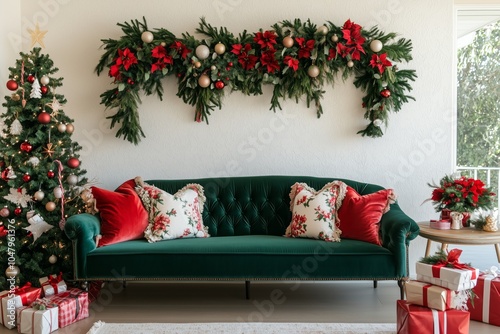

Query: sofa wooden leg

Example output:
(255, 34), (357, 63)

(245, 280), (250, 300)
(398, 279), (405, 300)
(373, 280), (377, 288)
(123, 281), (127, 289)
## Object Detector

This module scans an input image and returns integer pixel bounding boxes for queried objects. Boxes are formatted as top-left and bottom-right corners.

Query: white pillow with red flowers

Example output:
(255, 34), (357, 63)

(134, 177), (209, 243)
(285, 181), (347, 242)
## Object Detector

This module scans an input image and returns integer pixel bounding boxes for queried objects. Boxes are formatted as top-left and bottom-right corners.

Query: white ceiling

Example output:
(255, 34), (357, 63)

(457, 9), (500, 37)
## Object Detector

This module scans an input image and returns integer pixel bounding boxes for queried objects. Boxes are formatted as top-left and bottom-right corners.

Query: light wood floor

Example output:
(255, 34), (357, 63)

(1, 280), (497, 333)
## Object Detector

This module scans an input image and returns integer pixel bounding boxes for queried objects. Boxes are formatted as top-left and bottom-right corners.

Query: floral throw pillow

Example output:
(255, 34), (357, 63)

(285, 181), (347, 242)
(134, 177), (209, 243)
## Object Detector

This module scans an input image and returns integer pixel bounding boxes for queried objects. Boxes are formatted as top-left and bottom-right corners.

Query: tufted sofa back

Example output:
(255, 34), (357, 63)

(147, 176), (386, 237)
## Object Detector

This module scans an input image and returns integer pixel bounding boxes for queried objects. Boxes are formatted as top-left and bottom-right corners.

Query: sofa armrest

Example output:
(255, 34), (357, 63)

(64, 213), (101, 279)
(379, 204), (420, 278)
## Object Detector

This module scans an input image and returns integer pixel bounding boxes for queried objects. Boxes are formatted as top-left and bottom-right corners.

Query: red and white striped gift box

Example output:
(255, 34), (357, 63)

(47, 288), (89, 328)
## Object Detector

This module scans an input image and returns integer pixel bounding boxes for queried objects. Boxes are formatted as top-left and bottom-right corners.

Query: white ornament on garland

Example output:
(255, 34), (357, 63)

(9, 118), (23, 135)
(370, 39), (383, 53)
(141, 31), (154, 44)
(4, 187), (32, 207)
(373, 119), (383, 127)
(30, 77), (42, 99)
(195, 45), (210, 60)
(307, 65), (320, 78)
(316, 25), (328, 35)
(24, 210), (53, 243)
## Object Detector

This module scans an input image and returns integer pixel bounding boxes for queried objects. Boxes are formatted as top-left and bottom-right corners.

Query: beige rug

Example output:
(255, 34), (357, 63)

(86, 321), (396, 334)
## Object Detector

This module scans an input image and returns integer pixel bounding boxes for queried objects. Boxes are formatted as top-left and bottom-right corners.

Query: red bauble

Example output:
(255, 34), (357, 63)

(38, 112), (51, 124)
(6, 80), (18, 91)
(27, 75), (35, 84)
(22, 173), (31, 182)
(40, 86), (49, 95)
(127, 78), (135, 85)
(67, 157), (80, 169)
(47, 170), (55, 178)
(228, 62), (233, 67)
(215, 81), (225, 90)
(14, 207), (22, 216)
(380, 89), (391, 98)
(20, 141), (33, 153)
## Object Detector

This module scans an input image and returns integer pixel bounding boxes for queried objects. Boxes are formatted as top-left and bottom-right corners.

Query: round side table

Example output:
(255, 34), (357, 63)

(418, 222), (500, 262)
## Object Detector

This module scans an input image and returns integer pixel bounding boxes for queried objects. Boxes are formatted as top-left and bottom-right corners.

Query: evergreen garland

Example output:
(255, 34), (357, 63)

(96, 17), (417, 145)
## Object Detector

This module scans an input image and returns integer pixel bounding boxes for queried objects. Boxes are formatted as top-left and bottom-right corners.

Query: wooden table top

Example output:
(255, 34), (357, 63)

(418, 222), (500, 245)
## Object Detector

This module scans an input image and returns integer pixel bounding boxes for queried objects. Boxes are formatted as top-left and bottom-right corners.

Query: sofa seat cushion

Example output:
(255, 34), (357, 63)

(85, 235), (398, 280)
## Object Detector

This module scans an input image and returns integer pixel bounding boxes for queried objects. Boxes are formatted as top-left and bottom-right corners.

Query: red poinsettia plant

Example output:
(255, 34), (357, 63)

(428, 174), (496, 213)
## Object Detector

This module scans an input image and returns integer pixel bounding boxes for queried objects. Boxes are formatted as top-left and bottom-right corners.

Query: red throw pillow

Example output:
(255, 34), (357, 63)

(91, 179), (149, 247)
(337, 186), (395, 246)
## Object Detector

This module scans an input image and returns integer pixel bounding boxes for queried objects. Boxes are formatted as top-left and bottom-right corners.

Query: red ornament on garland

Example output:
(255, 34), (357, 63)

(127, 78), (135, 85)
(67, 157), (80, 169)
(6, 80), (18, 91)
(27, 75), (35, 84)
(37, 111), (51, 124)
(22, 173), (31, 182)
(20, 141), (33, 153)
(215, 81), (225, 90)
(380, 89), (391, 98)
(14, 207), (22, 216)
(40, 86), (49, 95)
(47, 170), (55, 178)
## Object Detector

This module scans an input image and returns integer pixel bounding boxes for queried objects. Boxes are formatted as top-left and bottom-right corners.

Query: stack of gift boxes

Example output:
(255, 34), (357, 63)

(397, 249), (500, 333)
(0, 273), (89, 334)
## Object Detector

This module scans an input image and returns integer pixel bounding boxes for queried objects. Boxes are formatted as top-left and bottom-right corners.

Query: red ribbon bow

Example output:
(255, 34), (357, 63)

(12, 282), (32, 295)
(42, 272), (63, 294)
(431, 249), (477, 279)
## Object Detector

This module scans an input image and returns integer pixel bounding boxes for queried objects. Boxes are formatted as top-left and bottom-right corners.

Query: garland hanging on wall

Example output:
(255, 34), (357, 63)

(96, 18), (417, 145)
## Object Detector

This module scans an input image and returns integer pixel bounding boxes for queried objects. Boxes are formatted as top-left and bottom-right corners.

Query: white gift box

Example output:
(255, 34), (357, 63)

(16, 306), (59, 334)
(0, 291), (23, 329)
(39, 274), (67, 297)
(416, 262), (479, 291)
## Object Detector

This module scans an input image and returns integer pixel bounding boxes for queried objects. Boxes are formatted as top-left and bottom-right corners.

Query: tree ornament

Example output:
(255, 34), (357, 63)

(198, 74), (211, 88)
(1, 166), (16, 180)
(370, 39), (383, 53)
(24, 210), (53, 243)
(0, 206), (10, 218)
(6, 79), (18, 91)
(30, 77), (42, 98)
(53, 186), (63, 199)
(37, 111), (51, 124)
(67, 157), (80, 169)
(57, 123), (67, 133)
(195, 45), (210, 60)
(214, 42), (226, 55)
(5, 265), (20, 278)
(141, 31), (154, 44)
(46, 201), (56, 212)
(317, 25), (328, 35)
(282, 36), (294, 48)
(22, 173), (31, 182)
(373, 119), (383, 127)
(43, 143), (55, 157)
(215, 81), (225, 90)
(67, 174), (78, 185)
(66, 123), (74, 134)
(27, 74), (35, 83)
(28, 157), (40, 167)
(380, 89), (391, 98)
(4, 187), (32, 207)
(40, 86), (49, 95)
(14, 207), (22, 216)
(307, 65), (320, 78)
(331, 34), (339, 42)
(347, 60), (354, 68)
(10, 119), (23, 135)
(49, 255), (58, 264)
(194, 61), (202, 69)
(40, 75), (50, 86)
(46, 96), (63, 114)
(20, 141), (33, 153)
(34, 190), (45, 201)
(11, 93), (21, 101)
(47, 170), (55, 178)
(210, 65), (217, 71)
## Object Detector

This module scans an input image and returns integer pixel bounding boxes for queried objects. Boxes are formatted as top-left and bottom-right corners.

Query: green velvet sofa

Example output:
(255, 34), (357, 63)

(64, 175), (419, 299)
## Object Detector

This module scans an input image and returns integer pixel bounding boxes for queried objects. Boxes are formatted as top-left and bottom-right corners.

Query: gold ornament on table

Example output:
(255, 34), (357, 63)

(483, 215), (498, 232)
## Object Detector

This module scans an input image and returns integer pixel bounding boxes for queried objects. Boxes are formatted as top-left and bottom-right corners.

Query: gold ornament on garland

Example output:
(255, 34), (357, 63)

(96, 17), (416, 144)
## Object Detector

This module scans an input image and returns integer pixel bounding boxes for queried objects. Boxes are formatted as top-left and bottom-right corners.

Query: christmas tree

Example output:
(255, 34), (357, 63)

(0, 47), (87, 290)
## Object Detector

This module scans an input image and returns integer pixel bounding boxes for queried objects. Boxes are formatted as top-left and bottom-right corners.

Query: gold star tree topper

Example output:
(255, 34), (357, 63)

(28, 23), (48, 48)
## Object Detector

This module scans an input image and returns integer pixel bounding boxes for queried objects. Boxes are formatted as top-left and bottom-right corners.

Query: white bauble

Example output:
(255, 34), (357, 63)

(373, 119), (383, 127)
(67, 174), (78, 185)
(331, 34), (339, 42)
(307, 65), (320, 78)
(370, 39), (383, 53)
(53, 186), (63, 199)
(57, 123), (67, 133)
(141, 31), (154, 44)
(195, 45), (210, 60)
(347, 60), (354, 68)
(40, 75), (50, 86)
(49, 255), (57, 264)
(34, 190), (45, 201)
(317, 25), (328, 35)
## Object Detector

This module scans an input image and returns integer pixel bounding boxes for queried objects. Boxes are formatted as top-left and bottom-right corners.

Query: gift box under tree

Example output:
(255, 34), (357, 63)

(47, 288), (89, 328)
(39, 272), (67, 297)
(405, 280), (459, 311)
(467, 267), (500, 326)
(16, 299), (58, 334)
(397, 300), (469, 334)
(0, 283), (41, 329)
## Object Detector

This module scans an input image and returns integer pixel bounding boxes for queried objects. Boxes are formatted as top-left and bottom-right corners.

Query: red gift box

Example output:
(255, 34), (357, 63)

(397, 300), (469, 334)
(46, 288), (89, 328)
(467, 273), (500, 326)
(0, 283), (42, 329)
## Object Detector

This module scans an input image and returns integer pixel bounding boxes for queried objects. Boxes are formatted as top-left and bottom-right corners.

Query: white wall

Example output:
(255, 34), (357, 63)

(0, 1), (21, 99)
(10, 0), (459, 272)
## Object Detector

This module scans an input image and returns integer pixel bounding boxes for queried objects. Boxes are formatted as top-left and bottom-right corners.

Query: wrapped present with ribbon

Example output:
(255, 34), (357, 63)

(39, 272), (67, 297)
(416, 249), (479, 291)
(467, 266), (500, 326)
(397, 300), (469, 334)
(16, 303), (58, 334)
(405, 280), (459, 311)
(0, 283), (42, 329)
(46, 288), (89, 328)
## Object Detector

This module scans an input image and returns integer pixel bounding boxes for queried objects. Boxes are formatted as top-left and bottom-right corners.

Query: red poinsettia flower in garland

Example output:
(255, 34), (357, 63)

(295, 37), (315, 59)
(327, 48), (337, 61)
(341, 19), (366, 61)
(336, 43), (351, 59)
(260, 50), (280, 73)
(170, 41), (191, 59)
(151, 45), (174, 73)
(108, 48), (138, 80)
(369, 53), (392, 74)
(231, 43), (258, 71)
(254, 31), (277, 49)
(284, 55), (299, 71)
